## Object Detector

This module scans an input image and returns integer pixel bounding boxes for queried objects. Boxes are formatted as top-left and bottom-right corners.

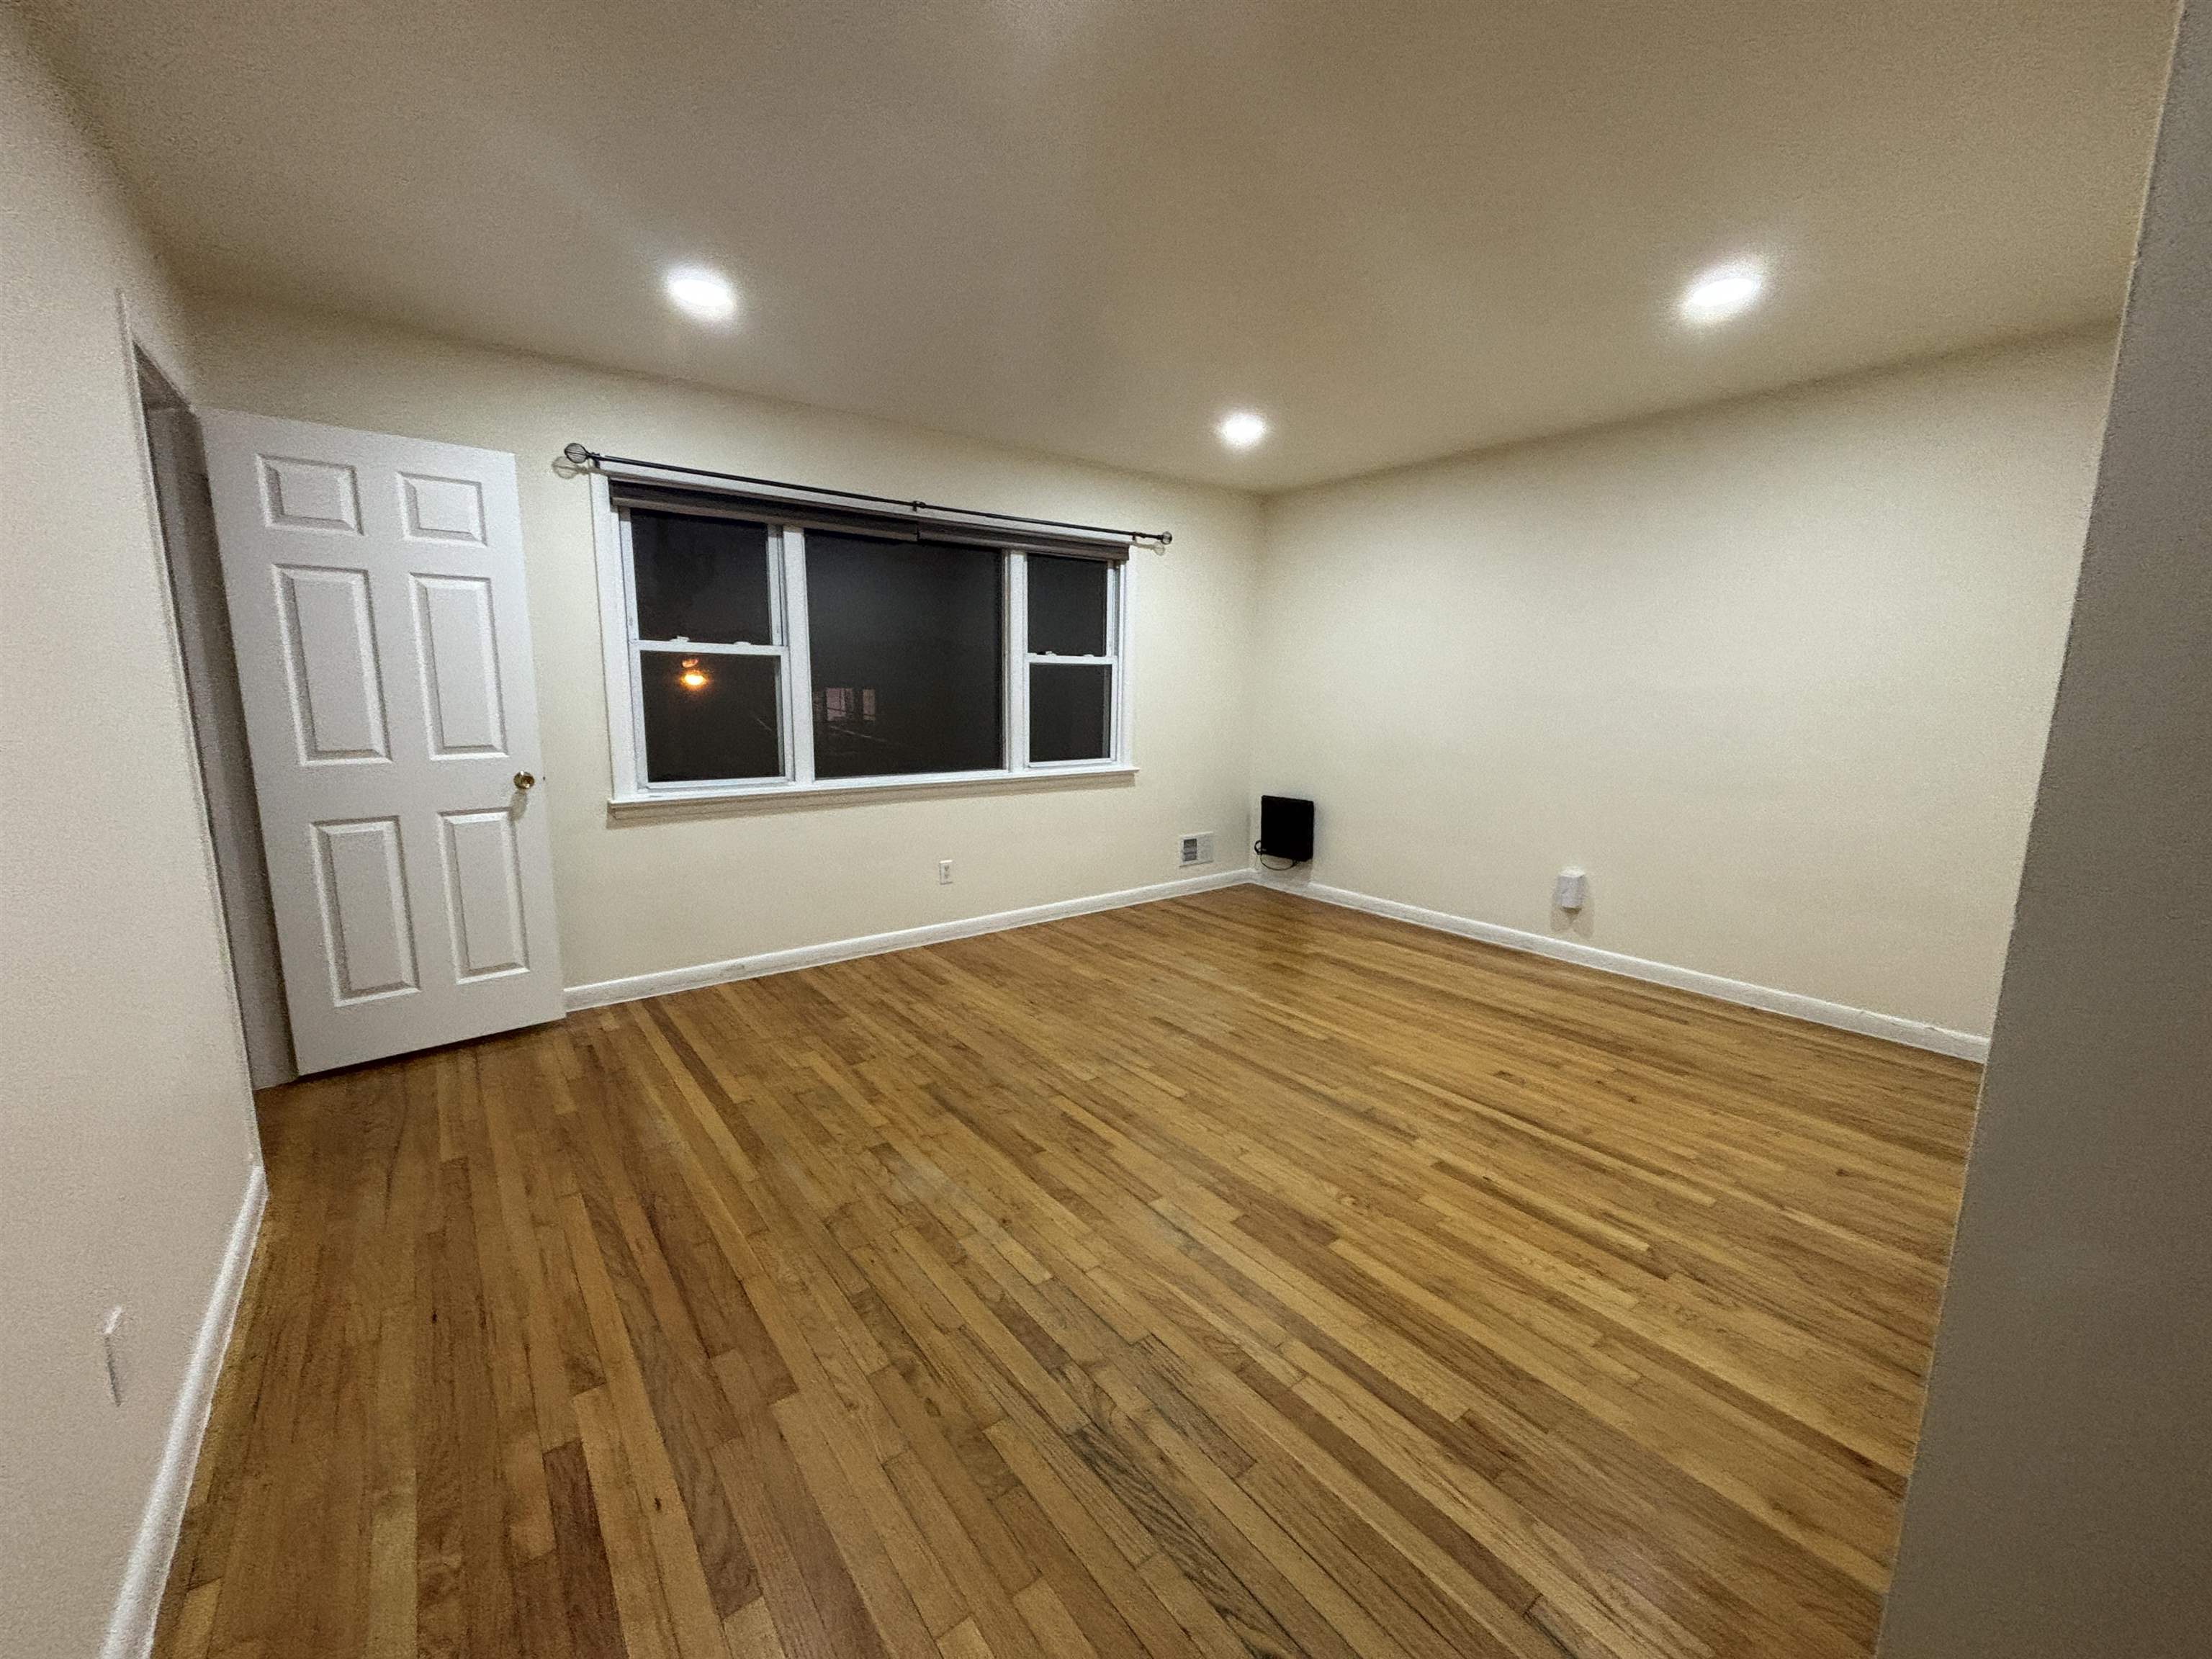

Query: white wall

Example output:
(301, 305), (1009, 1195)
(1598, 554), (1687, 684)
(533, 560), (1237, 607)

(186, 299), (1264, 992)
(1880, 4), (2212, 1649)
(1249, 331), (2116, 1038)
(0, 15), (261, 1658)
(184, 300), (2115, 1035)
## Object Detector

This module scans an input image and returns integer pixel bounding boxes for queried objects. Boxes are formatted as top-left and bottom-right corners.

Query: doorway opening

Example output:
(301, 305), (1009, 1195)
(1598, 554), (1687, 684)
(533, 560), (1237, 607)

(135, 349), (295, 1087)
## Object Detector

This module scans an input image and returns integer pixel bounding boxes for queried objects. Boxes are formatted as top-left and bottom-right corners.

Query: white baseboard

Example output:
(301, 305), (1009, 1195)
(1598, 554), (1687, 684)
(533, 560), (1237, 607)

(564, 866), (1254, 1012)
(1263, 876), (1990, 1062)
(562, 862), (1988, 1062)
(102, 1162), (268, 1659)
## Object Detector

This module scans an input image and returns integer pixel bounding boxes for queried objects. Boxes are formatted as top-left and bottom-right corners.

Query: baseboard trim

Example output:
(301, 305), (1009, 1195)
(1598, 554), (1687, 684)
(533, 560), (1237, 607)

(1263, 876), (1990, 1061)
(564, 866), (1254, 1012)
(562, 864), (1988, 1061)
(102, 1161), (267, 1659)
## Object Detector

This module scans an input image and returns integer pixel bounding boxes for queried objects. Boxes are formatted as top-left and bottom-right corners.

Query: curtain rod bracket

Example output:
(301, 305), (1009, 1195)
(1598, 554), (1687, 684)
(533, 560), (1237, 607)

(557, 442), (1172, 547)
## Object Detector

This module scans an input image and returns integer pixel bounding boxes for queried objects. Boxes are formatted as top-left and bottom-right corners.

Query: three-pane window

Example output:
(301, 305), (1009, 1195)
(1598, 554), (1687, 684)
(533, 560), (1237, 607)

(616, 505), (1123, 791)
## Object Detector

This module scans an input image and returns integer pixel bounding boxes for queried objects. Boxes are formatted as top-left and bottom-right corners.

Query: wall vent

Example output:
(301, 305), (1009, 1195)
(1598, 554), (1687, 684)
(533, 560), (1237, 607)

(1179, 832), (1215, 867)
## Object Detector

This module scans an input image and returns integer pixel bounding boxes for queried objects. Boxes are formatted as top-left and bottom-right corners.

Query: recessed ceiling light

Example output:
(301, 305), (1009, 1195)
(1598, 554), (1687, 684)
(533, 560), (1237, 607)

(1217, 410), (1269, 450)
(1678, 261), (1766, 326)
(665, 264), (739, 325)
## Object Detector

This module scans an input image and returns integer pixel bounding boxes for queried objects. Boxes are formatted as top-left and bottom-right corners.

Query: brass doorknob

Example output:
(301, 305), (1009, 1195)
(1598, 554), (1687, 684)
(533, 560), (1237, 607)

(513, 771), (536, 791)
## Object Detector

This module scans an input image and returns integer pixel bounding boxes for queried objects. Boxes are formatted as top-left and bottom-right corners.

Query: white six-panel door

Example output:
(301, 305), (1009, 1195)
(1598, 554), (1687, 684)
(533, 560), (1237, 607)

(201, 411), (563, 1074)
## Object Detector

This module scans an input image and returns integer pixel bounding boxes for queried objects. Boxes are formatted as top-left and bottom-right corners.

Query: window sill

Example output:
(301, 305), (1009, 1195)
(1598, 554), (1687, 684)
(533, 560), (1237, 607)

(607, 763), (1138, 821)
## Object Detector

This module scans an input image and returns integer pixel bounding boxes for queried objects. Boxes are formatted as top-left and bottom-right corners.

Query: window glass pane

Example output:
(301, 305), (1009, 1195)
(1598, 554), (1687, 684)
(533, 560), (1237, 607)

(807, 534), (1003, 778)
(1029, 662), (1112, 763)
(1027, 554), (1110, 657)
(630, 510), (773, 644)
(639, 649), (782, 782)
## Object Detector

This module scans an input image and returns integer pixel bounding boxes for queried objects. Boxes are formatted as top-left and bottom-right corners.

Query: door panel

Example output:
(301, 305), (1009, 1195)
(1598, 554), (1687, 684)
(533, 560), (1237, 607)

(398, 472), (486, 542)
(313, 817), (417, 1001)
(439, 809), (529, 979)
(260, 454), (361, 532)
(276, 564), (388, 762)
(204, 410), (563, 1073)
(412, 575), (507, 755)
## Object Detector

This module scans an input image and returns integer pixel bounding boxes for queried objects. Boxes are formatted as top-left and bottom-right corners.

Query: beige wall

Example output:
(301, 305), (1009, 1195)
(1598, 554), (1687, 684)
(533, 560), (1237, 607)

(1249, 331), (2116, 1038)
(0, 16), (261, 1658)
(1880, 4), (2212, 1650)
(182, 302), (2116, 1033)
(186, 299), (1264, 992)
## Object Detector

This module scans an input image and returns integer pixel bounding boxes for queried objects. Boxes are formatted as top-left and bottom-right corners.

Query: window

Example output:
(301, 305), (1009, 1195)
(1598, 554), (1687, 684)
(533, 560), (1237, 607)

(807, 532), (1003, 778)
(1025, 556), (1116, 764)
(601, 488), (1128, 800)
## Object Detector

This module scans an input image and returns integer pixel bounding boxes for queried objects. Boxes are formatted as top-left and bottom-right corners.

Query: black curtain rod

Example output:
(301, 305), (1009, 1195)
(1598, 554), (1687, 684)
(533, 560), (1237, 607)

(559, 444), (1171, 546)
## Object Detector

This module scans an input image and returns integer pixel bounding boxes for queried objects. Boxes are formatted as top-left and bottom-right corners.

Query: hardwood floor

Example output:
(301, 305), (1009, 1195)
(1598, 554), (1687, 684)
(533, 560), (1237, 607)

(151, 884), (1978, 1659)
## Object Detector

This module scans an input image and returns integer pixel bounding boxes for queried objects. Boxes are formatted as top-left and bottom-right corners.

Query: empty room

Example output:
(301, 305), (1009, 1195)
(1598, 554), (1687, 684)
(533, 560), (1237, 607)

(8, 3), (2211, 1658)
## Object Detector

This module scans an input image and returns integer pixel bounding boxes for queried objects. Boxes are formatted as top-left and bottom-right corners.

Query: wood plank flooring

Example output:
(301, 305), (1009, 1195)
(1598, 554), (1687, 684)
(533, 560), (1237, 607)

(151, 884), (1978, 1659)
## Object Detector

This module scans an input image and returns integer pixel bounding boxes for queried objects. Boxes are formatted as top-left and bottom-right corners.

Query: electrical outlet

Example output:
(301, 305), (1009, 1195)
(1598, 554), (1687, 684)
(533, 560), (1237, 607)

(1178, 832), (1216, 868)
(100, 1306), (125, 1406)
(938, 859), (954, 886)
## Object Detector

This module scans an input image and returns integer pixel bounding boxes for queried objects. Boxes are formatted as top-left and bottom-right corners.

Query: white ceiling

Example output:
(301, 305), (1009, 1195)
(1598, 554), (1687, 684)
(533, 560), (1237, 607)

(26, 0), (2176, 490)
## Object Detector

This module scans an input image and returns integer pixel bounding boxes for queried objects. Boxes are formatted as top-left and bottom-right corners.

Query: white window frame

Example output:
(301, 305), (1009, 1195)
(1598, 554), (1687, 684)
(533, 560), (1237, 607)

(590, 472), (1136, 811)
(1011, 553), (1126, 772)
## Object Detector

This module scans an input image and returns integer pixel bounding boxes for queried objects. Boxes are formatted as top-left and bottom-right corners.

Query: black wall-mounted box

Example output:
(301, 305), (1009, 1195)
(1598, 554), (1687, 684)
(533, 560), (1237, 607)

(1256, 795), (1315, 864)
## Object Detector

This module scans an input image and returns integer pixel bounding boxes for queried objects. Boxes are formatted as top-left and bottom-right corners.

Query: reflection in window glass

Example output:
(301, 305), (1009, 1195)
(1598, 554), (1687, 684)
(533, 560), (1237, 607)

(639, 649), (782, 781)
(1029, 662), (1112, 763)
(1027, 554), (1110, 657)
(631, 511), (774, 644)
(806, 534), (1003, 778)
